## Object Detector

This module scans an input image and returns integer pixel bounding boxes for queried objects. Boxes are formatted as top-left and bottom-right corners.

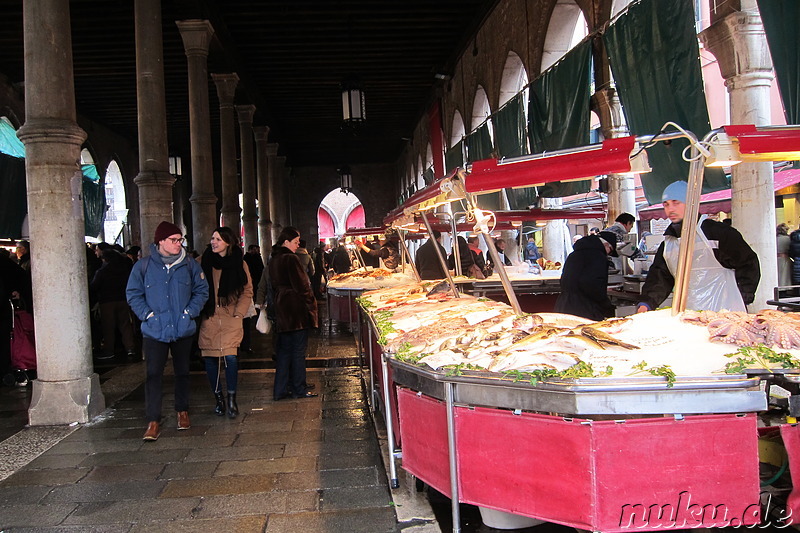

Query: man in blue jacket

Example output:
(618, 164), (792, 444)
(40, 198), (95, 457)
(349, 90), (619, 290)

(126, 221), (209, 441)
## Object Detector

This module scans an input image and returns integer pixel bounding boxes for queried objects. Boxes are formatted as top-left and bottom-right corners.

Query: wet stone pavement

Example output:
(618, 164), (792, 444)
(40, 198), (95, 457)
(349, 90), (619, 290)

(0, 303), (439, 532)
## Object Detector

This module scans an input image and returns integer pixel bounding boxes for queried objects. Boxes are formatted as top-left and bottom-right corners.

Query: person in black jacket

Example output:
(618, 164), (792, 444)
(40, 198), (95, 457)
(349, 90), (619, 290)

(415, 230), (447, 280)
(331, 240), (352, 274)
(637, 181), (760, 313)
(90, 249), (135, 360)
(554, 231), (618, 320)
(0, 252), (25, 384)
(790, 229), (800, 286)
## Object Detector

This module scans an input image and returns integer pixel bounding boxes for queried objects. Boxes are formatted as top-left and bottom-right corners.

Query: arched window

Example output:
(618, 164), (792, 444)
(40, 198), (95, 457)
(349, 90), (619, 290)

(470, 85), (491, 131)
(80, 148), (95, 165)
(499, 52), (529, 107)
(541, 1), (588, 73)
(450, 111), (465, 148)
(103, 160), (127, 245)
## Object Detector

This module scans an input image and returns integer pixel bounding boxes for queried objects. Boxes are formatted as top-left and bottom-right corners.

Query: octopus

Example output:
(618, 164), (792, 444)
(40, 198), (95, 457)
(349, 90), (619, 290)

(706, 312), (765, 347)
(680, 309), (720, 325)
(755, 310), (800, 350)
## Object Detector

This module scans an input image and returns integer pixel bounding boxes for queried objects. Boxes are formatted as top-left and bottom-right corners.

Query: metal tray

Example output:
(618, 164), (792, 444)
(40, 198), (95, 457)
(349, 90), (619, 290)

(388, 358), (766, 416)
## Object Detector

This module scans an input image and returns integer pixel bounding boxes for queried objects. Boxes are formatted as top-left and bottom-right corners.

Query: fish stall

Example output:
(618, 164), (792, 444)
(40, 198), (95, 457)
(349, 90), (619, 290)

(364, 124), (800, 531)
(359, 281), (800, 532)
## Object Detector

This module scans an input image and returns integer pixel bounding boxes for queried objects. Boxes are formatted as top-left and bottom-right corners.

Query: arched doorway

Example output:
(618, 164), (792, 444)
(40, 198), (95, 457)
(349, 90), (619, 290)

(103, 160), (127, 246)
(317, 188), (364, 243)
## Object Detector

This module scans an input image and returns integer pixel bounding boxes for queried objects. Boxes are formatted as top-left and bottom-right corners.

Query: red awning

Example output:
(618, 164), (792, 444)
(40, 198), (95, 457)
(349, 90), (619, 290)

(638, 168), (800, 222)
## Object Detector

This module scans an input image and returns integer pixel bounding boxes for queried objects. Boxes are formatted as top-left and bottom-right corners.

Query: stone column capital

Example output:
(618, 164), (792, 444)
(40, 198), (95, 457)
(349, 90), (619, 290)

(253, 126), (270, 142)
(699, 11), (773, 83)
(212, 73), (239, 106)
(176, 20), (214, 57)
(266, 143), (279, 156)
(235, 104), (256, 124)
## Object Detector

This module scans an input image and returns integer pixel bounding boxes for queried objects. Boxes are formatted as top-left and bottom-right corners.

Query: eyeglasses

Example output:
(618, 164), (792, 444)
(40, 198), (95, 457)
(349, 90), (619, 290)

(167, 237), (185, 244)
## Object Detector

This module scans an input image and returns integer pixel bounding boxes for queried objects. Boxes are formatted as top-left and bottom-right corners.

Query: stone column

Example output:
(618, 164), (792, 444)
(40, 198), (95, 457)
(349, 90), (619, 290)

(177, 20), (217, 252)
(254, 127), (273, 264)
(281, 163), (291, 227)
(237, 105), (258, 248)
(134, 0), (174, 250)
(700, 7), (776, 309)
(275, 156), (288, 232)
(593, 87), (636, 224)
(267, 145), (281, 243)
(212, 73), (241, 238)
(17, 0), (105, 425)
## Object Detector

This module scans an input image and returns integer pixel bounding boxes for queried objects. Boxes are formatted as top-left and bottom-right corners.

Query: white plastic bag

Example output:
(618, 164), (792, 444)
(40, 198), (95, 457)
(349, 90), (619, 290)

(256, 311), (272, 334)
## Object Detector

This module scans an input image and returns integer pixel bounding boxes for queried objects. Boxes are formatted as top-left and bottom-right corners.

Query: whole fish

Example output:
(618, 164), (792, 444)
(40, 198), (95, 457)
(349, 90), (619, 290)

(579, 326), (639, 350)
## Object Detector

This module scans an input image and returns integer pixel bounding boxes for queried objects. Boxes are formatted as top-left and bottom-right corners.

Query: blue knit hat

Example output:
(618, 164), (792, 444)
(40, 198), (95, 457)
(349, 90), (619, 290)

(661, 181), (688, 203)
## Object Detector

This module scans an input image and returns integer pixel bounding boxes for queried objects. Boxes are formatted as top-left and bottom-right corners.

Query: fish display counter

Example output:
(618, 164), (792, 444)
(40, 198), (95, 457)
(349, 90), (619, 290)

(357, 281), (800, 531)
(457, 268), (563, 313)
(325, 268), (416, 331)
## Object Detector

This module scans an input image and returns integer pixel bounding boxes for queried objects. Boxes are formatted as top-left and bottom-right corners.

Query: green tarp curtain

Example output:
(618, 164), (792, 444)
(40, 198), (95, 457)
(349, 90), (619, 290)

(603, 0), (727, 204)
(492, 94), (538, 209)
(464, 123), (494, 162)
(0, 153), (27, 238)
(81, 164), (105, 237)
(0, 118), (25, 159)
(757, 0), (800, 125)
(444, 140), (465, 173)
(528, 39), (592, 199)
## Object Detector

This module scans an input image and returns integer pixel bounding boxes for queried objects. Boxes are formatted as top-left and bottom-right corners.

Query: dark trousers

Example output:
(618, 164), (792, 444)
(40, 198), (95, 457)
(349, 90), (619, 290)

(143, 336), (192, 422)
(241, 314), (255, 351)
(274, 329), (309, 399)
(99, 300), (135, 356)
(204, 355), (238, 394)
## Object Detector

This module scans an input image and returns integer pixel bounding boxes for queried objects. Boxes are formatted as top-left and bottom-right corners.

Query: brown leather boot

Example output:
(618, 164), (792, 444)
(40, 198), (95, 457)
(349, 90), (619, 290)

(177, 411), (190, 430)
(143, 422), (160, 441)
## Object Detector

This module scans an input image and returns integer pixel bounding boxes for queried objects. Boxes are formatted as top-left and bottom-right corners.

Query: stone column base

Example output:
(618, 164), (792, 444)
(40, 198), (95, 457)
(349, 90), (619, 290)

(28, 373), (106, 426)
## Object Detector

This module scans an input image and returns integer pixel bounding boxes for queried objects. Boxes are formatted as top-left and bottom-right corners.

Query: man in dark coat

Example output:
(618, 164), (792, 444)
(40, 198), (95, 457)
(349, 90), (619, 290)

(0, 253), (25, 384)
(554, 231), (618, 320)
(415, 229), (447, 280)
(331, 240), (352, 274)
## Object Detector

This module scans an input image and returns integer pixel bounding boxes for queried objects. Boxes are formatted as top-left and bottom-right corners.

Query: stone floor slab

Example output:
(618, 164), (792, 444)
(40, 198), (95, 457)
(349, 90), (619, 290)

(184, 444), (284, 462)
(43, 479), (167, 503)
(264, 508), (397, 533)
(0, 502), (79, 528)
(81, 463), (165, 483)
(160, 474), (276, 498)
(129, 514), (266, 533)
(63, 498), (201, 525)
(159, 461), (220, 480)
(193, 491), (286, 518)
(214, 455), (317, 477)
(2, 466), (90, 486)
(78, 448), (189, 467)
(320, 485), (393, 510)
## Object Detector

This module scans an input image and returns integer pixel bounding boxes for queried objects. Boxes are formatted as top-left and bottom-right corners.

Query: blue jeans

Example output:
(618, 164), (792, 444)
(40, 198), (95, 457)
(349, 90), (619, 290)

(204, 355), (238, 394)
(143, 336), (192, 422)
(274, 329), (309, 399)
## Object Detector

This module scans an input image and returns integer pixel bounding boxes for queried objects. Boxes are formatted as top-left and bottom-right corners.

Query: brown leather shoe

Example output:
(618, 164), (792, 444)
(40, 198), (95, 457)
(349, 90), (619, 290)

(143, 422), (160, 441)
(177, 411), (190, 430)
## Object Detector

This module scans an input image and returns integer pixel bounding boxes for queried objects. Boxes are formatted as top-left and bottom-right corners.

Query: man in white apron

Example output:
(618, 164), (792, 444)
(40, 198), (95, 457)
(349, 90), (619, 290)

(636, 181), (760, 313)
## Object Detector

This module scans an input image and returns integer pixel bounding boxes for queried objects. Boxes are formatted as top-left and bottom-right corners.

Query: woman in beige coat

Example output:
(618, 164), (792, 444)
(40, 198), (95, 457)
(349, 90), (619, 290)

(198, 226), (253, 418)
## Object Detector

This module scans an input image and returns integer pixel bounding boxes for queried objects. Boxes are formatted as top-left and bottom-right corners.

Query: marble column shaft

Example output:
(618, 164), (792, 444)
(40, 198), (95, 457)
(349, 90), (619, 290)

(267, 144), (281, 244)
(177, 20), (217, 252)
(274, 155), (287, 234)
(254, 127), (273, 264)
(212, 73), (241, 239)
(237, 105), (258, 249)
(700, 9), (776, 309)
(17, 0), (105, 425)
(134, 0), (175, 249)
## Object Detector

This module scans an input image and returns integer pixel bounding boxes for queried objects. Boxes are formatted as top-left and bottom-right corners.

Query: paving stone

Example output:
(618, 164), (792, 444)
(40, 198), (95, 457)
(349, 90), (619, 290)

(193, 492), (286, 517)
(46, 439), (144, 455)
(320, 466), (383, 488)
(82, 464), (165, 483)
(215, 456), (317, 477)
(320, 485), (393, 510)
(23, 453), (89, 470)
(0, 484), (54, 505)
(285, 489), (320, 512)
(0, 503), (79, 527)
(284, 438), (379, 457)
(271, 471), (324, 491)
(63, 498), (201, 525)
(264, 508), (397, 533)
(60, 428), (129, 442)
(78, 448), (190, 467)
(318, 452), (385, 470)
(160, 474), (276, 498)
(234, 429), (322, 446)
(184, 445), (284, 462)
(43, 479), (167, 503)
(141, 434), (236, 450)
(322, 408), (370, 422)
(159, 461), (219, 480)
(324, 426), (375, 441)
(1, 467), (90, 486)
(129, 515), (266, 532)
(5, 525), (131, 533)
(323, 399), (368, 409)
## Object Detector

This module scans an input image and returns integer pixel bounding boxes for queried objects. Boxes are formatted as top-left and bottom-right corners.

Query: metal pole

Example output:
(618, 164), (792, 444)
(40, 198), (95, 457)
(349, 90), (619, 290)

(445, 382), (461, 533)
(451, 213), (462, 277)
(396, 231), (422, 282)
(671, 129), (709, 315)
(420, 211), (460, 298)
(367, 321), (375, 412)
(478, 231), (523, 315)
(381, 354), (399, 488)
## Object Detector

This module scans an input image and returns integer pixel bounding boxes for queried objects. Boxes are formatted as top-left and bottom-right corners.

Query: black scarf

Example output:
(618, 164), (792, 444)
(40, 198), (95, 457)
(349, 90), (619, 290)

(201, 244), (248, 317)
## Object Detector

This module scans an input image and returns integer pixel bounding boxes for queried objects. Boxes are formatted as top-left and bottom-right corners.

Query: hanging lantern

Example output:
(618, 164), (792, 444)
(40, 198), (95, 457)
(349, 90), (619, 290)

(168, 155), (182, 179)
(341, 77), (365, 123)
(339, 165), (353, 194)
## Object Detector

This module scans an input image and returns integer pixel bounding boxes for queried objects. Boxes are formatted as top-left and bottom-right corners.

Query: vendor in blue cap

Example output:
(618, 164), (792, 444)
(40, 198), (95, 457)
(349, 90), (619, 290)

(636, 181), (760, 313)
